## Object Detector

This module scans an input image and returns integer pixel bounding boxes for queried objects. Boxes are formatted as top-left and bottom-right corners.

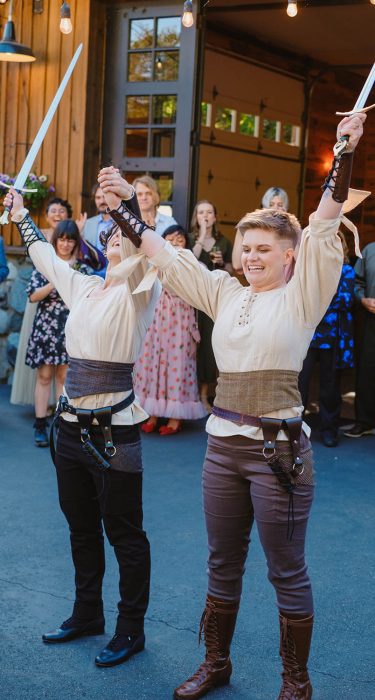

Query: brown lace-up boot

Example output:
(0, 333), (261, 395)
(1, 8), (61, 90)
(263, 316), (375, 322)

(277, 612), (314, 700)
(173, 594), (239, 700)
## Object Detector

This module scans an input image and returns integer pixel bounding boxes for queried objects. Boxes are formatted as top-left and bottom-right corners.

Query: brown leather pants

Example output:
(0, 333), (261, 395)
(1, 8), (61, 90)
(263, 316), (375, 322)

(203, 434), (315, 616)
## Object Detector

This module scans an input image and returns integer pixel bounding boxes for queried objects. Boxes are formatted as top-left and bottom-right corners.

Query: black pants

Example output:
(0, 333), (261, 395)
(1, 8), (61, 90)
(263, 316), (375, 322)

(54, 418), (150, 635)
(299, 347), (341, 434)
(355, 315), (375, 426)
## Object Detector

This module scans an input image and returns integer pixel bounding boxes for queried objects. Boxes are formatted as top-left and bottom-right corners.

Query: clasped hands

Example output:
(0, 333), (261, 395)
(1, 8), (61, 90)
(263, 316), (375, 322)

(97, 167), (133, 210)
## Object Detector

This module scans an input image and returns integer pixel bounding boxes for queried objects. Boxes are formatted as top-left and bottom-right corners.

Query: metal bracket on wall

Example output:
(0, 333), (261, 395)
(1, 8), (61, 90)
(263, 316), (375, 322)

(212, 85), (218, 100)
(207, 169), (214, 184)
(32, 0), (44, 14)
(255, 177), (261, 190)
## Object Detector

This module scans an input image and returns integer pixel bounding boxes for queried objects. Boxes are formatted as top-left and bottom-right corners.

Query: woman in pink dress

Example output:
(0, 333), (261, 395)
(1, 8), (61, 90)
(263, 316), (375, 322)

(134, 225), (206, 435)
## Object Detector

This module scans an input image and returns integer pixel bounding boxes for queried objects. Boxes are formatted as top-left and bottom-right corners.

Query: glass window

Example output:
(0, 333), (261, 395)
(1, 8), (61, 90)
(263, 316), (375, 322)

(215, 107), (236, 133)
(239, 113), (259, 138)
(201, 102), (212, 127)
(126, 96), (150, 125)
(154, 51), (179, 81)
(151, 172), (174, 201)
(283, 123), (300, 147)
(151, 128), (175, 157)
(128, 53), (153, 82)
(156, 17), (180, 48)
(129, 19), (154, 49)
(124, 129), (148, 157)
(262, 119), (281, 142)
(152, 95), (177, 124)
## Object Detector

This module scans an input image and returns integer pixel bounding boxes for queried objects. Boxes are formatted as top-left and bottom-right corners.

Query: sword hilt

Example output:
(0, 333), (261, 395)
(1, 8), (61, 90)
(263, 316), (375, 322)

(333, 135), (349, 158)
(0, 206), (10, 226)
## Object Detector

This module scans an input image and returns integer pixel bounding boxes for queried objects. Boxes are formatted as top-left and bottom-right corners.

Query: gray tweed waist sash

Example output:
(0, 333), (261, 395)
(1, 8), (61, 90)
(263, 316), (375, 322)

(65, 358), (134, 399)
(214, 369), (301, 416)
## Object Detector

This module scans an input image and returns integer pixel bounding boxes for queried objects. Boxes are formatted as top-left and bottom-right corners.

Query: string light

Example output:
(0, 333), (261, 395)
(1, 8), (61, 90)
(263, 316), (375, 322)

(182, 0), (194, 28)
(286, 1), (298, 17)
(60, 1), (72, 35)
(0, 0), (8, 5)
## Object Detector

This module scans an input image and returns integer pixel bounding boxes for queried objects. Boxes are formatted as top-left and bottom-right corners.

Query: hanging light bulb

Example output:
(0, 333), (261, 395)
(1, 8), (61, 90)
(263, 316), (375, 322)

(370, 0), (375, 5)
(60, 1), (72, 35)
(287, 1), (298, 17)
(0, 0), (8, 5)
(182, 0), (194, 28)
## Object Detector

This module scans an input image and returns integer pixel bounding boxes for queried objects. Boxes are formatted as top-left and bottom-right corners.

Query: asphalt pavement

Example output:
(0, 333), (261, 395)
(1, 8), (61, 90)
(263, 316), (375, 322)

(0, 384), (374, 700)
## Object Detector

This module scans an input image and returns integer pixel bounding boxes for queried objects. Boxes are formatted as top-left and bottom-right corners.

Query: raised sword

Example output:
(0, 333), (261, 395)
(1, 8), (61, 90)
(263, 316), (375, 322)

(0, 43), (83, 225)
(334, 61), (375, 156)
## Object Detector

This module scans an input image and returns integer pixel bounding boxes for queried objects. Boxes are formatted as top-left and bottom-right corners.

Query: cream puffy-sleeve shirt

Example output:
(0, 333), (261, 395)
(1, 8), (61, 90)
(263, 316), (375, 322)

(27, 238), (161, 424)
(147, 213), (344, 440)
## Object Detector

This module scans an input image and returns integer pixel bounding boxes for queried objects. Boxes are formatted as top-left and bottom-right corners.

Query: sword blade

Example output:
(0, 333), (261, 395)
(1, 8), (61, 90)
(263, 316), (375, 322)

(14, 43), (83, 191)
(352, 62), (375, 111)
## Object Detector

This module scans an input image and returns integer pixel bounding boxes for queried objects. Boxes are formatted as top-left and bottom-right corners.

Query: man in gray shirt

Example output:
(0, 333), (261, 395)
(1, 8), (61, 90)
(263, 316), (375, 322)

(344, 242), (375, 437)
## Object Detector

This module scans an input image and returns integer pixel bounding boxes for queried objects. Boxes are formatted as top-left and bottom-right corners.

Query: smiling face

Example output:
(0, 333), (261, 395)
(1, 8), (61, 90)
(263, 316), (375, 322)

(105, 229), (122, 263)
(56, 235), (77, 261)
(241, 228), (294, 292)
(196, 202), (216, 232)
(46, 204), (69, 230)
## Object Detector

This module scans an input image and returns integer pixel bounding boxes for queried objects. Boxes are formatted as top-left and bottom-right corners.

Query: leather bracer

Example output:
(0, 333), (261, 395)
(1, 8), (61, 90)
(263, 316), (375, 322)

(322, 151), (353, 203)
(109, 197), (154, 249)
(15, 213), (47, 253)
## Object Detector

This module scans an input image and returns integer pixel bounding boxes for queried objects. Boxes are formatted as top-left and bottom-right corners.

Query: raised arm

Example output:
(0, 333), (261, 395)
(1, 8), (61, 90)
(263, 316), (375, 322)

(3, 189), (96, 308)
(98, 168), (235, 318)
(288, 113), (366, 327)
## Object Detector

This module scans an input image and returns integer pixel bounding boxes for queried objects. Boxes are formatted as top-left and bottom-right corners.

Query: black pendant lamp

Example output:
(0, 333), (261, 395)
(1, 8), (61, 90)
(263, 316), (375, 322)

(0, 0), (35, 62)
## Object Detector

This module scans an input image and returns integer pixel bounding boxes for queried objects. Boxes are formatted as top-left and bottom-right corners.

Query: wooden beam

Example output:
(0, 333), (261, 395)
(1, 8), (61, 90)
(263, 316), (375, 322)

(207, 0), (370, 14)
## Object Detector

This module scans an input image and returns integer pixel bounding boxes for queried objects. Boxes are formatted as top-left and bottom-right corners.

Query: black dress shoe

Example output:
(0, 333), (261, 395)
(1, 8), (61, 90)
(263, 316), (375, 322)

(95, 632), (145, 667)
(321, 431), (338, 448)
(42, 616), (105, 644)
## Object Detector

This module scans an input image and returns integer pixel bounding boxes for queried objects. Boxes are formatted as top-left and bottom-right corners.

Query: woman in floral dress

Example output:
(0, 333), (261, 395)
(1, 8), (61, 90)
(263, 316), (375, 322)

(134, 225), (206, 435)
(26, 220), (93, 446)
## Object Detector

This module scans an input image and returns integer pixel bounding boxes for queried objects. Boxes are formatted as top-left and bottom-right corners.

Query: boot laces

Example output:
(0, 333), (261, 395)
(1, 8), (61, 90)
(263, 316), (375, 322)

(106, 633), (133, 652)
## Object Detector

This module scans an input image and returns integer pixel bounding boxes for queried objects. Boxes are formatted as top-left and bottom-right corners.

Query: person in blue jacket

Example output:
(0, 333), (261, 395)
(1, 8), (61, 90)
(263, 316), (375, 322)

(299, 231), (355, 447)
(0, 235), (9, 282)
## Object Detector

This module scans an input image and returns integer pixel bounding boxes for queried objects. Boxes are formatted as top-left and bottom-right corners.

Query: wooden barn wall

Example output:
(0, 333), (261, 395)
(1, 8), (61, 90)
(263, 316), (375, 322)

(81, 0), (108, 216)
(0, 0), (90, 248)
(205, 25), (375, 250)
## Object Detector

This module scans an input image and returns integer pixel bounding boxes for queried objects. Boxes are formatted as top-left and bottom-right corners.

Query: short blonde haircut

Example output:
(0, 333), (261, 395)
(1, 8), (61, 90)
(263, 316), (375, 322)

(133, 175), (160, 206)
(237, 208), (301, 248)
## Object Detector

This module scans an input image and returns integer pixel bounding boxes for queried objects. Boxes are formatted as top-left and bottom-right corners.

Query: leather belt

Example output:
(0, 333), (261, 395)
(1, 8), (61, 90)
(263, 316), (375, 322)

(50, 392), (135, 470)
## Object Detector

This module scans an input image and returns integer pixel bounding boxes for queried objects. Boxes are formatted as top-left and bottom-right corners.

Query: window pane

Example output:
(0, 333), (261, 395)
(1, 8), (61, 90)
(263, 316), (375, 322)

(129, 19), (154, 49)
(262, 119), (281, 141)
(151, 172), (173, 201)
(152, 95), (177, 124)
(156, 17), (180, 47)
(126, 96), (150, 125)
(239, 113), (259, 137)
(154, 51), (179, 81)
(151, 128), (175, 157)
(124, 129), (148, 157)
(283, 123), (300, 147)
(128, 53), (153, 82)
(215, 107), (236, 132)
(201, 102), (212, 127)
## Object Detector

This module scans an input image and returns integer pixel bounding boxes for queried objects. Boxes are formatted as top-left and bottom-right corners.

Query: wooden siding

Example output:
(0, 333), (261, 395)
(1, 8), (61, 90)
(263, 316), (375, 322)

(0, 0), (90, 247)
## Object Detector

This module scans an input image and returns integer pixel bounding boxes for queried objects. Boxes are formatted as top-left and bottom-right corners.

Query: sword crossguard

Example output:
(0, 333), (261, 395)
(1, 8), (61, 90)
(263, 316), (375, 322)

(333, 135), (349, 158)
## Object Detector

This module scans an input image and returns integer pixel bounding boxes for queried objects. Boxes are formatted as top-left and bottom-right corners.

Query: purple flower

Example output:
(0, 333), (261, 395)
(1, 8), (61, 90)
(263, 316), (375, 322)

(49, 186), (55, 192)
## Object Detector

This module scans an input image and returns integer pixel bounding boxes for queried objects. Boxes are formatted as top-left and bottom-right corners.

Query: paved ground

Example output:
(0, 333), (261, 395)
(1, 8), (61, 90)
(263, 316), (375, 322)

(0, 383), (374, 700)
